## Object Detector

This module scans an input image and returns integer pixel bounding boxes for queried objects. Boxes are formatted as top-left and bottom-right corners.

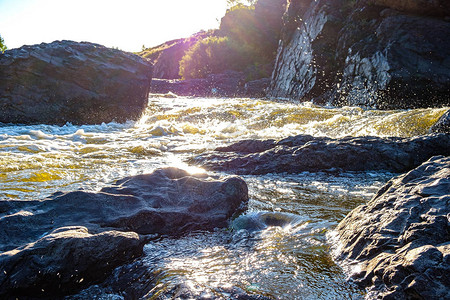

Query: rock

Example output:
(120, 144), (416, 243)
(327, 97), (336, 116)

(268, 0), (450, 109)
(0, 227), (144, 298)
(332, 155), (450, 299)
(191, 134), (450, 174)
(0, 168), (248, 298)
(0, 40), (153, 125)
(364, 0), (450, 17)
(243, 78), (271, 98)
(430, 109), (450, 133)
(0, 168), (248, 252)
(150, 71), (246, 97)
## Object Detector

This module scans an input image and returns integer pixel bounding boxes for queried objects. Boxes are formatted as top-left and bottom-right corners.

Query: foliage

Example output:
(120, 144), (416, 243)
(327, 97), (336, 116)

(179, 36), (253, 79)
(0, 35), (7, 53)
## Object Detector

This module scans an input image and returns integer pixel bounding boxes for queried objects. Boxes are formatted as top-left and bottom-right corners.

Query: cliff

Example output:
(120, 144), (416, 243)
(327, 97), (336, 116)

(268, 0), (450, 109)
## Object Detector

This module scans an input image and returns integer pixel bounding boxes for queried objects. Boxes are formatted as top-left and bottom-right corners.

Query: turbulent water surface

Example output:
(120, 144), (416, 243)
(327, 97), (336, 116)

(0, 97), (447, 299)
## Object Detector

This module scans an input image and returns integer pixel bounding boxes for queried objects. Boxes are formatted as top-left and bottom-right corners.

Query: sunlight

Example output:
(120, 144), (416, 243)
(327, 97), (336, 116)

(0, 0), (228, 51)
(166, 154), (206, 175)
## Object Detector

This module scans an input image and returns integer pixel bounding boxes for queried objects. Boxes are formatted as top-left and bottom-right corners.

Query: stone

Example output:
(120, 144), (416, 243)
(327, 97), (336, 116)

(364, 0), (450, 17)
(268, 0), (450, 109)
(0, 168), (248, 252)
(0, 40), (153, 125)
(191, 134), (450, 174)
(0, 168), (248, 298)
(332, 155), (450, 299)
(0, 227), (144, 298)
(150, 71), (246, 97)
(430, 109), (450, 133)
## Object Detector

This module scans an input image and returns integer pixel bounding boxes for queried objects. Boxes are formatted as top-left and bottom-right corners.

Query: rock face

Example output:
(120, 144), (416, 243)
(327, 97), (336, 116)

(430, 109), (450, 133)
(0, 40), (153, 125)
(191, 134), (450, 174)
(332, 155), (450, 299)
(0, 168), (248, 298)
(268, 0), (450, 109)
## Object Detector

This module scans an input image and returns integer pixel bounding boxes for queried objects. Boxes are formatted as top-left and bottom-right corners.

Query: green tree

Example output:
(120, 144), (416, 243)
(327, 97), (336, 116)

(179, 36), (254, 79)
(0, 35), (7, 53)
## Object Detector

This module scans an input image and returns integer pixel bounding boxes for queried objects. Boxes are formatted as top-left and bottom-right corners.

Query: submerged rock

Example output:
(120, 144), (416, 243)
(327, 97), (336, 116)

(0, 40), (153, 125)
(191, 134), (450, 174)
(0, 168), (248, 298)
(332, 155), (450, 299)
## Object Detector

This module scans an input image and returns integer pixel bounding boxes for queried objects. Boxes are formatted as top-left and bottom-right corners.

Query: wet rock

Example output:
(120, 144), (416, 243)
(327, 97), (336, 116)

(364, 0), (450, 17)
(332, 155), (450, 299)
(243, 78), (271, 98)
(268, 0), (450, 109)
(0, 168), (248, 298)
(150, 70), (246, 97)
(0, 40), (153, 125)
(430, 109), (450, 133)
(191, 134), (450, 174)
(0, 227), (144, 298)
(0, 168), (248, 252)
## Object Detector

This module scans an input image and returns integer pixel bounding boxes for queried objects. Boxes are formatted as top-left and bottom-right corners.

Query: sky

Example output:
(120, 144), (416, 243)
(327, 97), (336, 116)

(0, 0), (228, 52)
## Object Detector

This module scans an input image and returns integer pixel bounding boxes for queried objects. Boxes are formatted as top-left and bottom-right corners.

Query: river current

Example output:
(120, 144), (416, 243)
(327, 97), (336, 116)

(0, 96), (447, 299)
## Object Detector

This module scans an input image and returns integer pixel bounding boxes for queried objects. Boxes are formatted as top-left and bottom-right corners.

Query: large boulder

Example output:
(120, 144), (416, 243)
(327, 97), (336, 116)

(0, 40), (153, 125)
(0, 168), (248, 298)
(0, 227), (144, 298)
(268, 0), (450, 109)
(191, 134), (450, 174)
(332, 155), (450, 299)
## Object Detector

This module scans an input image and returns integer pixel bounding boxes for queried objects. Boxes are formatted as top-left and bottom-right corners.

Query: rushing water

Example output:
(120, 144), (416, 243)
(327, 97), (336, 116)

(0, 97), (447, 299)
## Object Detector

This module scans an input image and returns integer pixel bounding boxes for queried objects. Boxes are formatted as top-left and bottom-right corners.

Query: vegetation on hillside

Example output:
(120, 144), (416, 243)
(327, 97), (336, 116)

(138, 0), (285, 81)
(0, 35), (7, 53)
(179, 1), (284, 80)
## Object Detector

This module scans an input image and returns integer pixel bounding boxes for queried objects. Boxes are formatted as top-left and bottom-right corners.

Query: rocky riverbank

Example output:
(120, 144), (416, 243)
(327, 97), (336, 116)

(0, 168), (248, 298)
(331, 155), (450, 299)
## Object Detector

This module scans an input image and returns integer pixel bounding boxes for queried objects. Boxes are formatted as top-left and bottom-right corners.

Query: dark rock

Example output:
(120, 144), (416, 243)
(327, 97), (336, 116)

(191, 134), (450, 174)
(332, 155), (450, 299)
(430, 109), (450, 133)
(363, 0), (450, 17)
(0, 40), (153, 125)
(150, 71), (246, 97)
(243, 78), (271, 98)
(268, 0), (450, 109)
(0, 227), (144, 298)
(0, 168), (248, 252)
(0, 168), (248, 298)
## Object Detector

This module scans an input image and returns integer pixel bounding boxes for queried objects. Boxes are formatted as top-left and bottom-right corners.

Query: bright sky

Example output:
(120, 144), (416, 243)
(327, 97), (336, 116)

(0, 0), (228, 52)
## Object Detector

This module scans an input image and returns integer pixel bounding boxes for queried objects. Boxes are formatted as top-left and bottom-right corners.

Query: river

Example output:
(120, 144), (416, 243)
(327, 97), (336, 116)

(0, 96), (447, 299)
